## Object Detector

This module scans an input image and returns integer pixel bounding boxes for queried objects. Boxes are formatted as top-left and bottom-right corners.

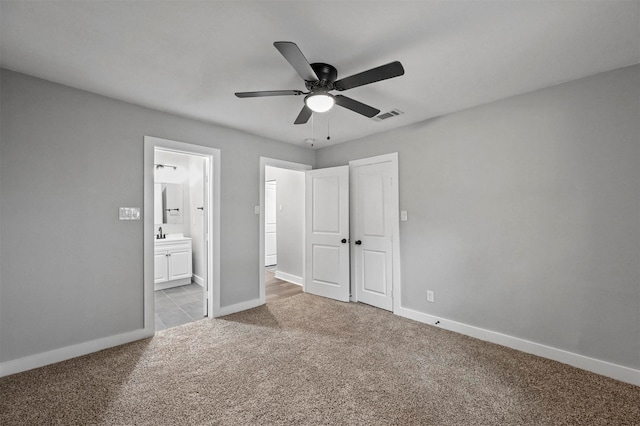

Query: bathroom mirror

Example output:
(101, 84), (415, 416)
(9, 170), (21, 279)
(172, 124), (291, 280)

(154, 183), (183, 224)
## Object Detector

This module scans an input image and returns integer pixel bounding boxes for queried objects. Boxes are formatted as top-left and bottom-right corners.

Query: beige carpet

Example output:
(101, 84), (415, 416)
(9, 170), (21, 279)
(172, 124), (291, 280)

(1, 293), (638, 425)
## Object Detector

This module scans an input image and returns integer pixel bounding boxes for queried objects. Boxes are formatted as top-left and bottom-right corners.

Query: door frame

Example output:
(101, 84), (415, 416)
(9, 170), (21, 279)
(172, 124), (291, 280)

(259, 157), (312, 304)
(349, 153), (402, 311)
(144, 136), (221, 331)
(257, 154), (399, 309)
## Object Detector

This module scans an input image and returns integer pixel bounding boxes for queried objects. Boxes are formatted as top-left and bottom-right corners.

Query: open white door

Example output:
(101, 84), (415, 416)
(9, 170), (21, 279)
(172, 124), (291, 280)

(305, 166), (350, 302)
(265, 181), (277, 266)
(351, 154), (399, 311)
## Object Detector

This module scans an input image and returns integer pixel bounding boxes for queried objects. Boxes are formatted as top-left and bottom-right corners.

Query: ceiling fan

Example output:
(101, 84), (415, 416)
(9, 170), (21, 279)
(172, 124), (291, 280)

(235, 41), (405, 124)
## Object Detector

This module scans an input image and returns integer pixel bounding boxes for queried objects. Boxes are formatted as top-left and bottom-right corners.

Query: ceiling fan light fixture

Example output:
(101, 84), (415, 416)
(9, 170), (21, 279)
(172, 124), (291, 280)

(305, 93), (335, 113)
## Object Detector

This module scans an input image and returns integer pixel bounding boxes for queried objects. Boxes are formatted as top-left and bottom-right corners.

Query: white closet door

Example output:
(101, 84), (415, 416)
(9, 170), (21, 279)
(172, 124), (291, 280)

(304, 166), (350, 302)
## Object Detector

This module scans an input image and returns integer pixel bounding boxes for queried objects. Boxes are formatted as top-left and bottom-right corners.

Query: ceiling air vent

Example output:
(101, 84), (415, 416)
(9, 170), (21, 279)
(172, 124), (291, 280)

(372, 109), (404, 122)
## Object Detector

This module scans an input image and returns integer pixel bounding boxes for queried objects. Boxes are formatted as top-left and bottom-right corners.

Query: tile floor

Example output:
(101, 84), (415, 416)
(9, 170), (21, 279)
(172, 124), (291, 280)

(155, 283), (205, 331)
(155, 269), (303, 331)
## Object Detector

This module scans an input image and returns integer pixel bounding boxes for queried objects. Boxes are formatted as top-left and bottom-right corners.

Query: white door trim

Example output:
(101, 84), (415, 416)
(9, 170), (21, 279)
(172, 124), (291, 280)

(144, 136), (221, 329)
(259, 157), (312, 305)
(349, 153), (401, 312)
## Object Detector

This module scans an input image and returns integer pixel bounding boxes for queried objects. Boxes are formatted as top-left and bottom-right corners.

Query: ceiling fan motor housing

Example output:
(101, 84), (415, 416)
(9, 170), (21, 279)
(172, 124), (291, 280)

(307, 63), (338, 91)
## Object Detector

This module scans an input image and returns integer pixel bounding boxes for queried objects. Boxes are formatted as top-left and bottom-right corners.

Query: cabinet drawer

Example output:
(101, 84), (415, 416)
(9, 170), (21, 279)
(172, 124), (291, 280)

(155, 240), (192, 251)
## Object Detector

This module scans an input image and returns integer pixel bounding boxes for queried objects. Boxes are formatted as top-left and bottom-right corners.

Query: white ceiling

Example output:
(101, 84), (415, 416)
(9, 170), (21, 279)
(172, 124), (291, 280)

(1, 1), (638, 148)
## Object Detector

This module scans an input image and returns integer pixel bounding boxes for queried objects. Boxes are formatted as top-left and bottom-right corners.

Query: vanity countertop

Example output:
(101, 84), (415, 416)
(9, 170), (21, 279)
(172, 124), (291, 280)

(155, 234), (191, 243)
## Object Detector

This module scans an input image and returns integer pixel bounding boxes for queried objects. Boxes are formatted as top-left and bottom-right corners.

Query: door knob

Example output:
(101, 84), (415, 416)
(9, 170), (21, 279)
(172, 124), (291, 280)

(355, 240), (362, 245)
(341, 238), (347, 244)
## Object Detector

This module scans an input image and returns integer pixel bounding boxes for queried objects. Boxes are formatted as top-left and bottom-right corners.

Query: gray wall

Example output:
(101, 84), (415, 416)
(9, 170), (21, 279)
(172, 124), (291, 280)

(265, 166), (305, 281)
(2, 65), (638, 371)
(316, 65), (640, 369)
(0, 69), (315, 362)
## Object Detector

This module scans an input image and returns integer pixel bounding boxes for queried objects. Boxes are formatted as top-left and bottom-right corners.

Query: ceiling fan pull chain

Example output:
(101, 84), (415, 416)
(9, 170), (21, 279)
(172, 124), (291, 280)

(327, 112), (331, 141)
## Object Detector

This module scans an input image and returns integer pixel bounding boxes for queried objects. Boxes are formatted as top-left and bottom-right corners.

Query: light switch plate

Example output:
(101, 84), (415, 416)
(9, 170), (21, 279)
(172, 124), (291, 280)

(401, 211), (408, 221)
(119, 207), (141, 220)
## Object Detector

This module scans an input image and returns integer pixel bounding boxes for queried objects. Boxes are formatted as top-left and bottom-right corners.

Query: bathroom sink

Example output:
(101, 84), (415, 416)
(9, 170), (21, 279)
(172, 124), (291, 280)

(156, 234), (190, 241)
(164, 234), (184, 239)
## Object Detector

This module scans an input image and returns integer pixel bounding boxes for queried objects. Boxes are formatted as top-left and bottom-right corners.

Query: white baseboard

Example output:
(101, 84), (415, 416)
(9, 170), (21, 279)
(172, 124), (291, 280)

(1, 297), (261, 376)
(5, 300), (636, 387)
(274, 271), (303, 286)
(394, 305), (640, 387)
(154, 277), (191, 291)
(0, 328), (153, 378)
(215, 298), (262, 317)
(192, 274), (205, 287)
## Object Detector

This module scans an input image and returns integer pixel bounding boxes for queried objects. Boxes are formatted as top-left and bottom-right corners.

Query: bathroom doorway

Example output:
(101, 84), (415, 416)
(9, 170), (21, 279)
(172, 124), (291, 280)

(153, 148), (207, 329)
(144, 136), (221, 333)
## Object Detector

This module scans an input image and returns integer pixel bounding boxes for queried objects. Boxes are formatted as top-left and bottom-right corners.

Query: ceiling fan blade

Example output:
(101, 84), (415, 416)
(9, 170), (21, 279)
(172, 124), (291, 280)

(333, 61), (405, 91)
(334, 95), (380, 118)
(294, 105), (313, 125)
(274, 41), (319, 82)
(235, 90), (304, 98)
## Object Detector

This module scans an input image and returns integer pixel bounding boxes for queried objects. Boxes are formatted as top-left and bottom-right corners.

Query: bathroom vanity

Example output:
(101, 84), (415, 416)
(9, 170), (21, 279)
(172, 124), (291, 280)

(154, 236), (192, 290)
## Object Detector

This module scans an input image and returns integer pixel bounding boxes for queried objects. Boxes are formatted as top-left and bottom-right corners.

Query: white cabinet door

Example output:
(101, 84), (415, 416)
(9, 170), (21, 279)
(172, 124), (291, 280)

(154, 251), (169, 284)
(304, 166), (350, 302)
(154, 239), (193, 289)
(168, 249), (193, 281)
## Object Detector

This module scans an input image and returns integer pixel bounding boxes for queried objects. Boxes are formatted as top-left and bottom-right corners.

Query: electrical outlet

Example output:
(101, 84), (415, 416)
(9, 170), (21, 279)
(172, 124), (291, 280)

(426, 290), (435, 303)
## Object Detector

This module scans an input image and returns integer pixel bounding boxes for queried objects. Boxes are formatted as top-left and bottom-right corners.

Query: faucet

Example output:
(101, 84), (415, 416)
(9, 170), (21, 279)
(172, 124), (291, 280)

(157, 226), (163, 239)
